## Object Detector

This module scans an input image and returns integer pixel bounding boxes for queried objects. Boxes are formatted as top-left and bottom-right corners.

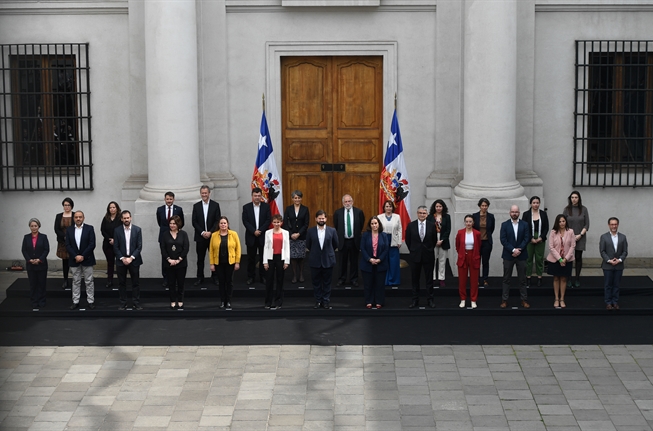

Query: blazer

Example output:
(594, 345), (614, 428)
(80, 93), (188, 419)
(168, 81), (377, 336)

(54, 212), (73, 244)
(100, 216), (122, 246)
(191, 199), (221, 242)
(65, 224), (97, 267)
(359, 231), (390, 272)
(546, 229), (576, 263)
(455, 228), (481, 269)
(472, 211), (495, 244)
(209, 230), (242, 266)
(378, 213), (402, 247)
(426, 213), (451, 250)
(333, 206), (365, 249)
(113, 225), (143, 267)
(242, 202), (271, 247)
(521, 209), (550, 241)
(21, 233), (49, 271)
(156, 204), (185, 243)
(305, 226), (339, 269)
(499, 219), (530, 261)
(283, 204), (310, 240)
(599, 232), (628, 271)
(262, 229), (290, 264)
(405, 219), (438, 263)
(160, 229), (189, 268)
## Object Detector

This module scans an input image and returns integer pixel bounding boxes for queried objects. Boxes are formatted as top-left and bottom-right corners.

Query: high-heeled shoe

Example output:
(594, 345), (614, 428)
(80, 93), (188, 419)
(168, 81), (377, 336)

(170, 303), (177, 310)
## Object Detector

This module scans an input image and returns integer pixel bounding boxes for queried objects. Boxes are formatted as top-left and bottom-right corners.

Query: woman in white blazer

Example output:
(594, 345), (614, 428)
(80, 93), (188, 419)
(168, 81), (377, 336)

(263, 214), (290, 309)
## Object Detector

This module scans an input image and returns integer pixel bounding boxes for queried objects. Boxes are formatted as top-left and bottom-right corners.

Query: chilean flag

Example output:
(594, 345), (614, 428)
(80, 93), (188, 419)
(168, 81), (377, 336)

(379, 109), (411, 240)
(251, 111), (283, 217)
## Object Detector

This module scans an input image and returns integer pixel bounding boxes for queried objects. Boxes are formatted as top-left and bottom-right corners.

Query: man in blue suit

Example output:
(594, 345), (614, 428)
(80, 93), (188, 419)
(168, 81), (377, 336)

(499, 205), (531, 308)
(305, 210), (339, 309)
(65, 211), (96, 310)
(156, 191), (184, 286)
(113, 210), (144, 310)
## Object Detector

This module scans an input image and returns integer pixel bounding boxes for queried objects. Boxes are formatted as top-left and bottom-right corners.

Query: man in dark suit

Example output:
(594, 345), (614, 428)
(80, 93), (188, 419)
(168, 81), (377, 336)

(242, 187), (271, 285)
(113, 210), (144, 310)
(599, 217), (628, 310)
(499, 205), (531, 308)
(405, 205), (438, 308)
(156, 191), (184, 286)
(333, 194), (365, 287)
(65, 211), (96, 310)
(305, 210), (340, 309)
(191, 185), (221, 286)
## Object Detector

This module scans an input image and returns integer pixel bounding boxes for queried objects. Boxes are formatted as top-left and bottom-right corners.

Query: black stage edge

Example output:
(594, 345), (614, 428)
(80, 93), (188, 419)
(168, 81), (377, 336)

(2, 273), (652, 345)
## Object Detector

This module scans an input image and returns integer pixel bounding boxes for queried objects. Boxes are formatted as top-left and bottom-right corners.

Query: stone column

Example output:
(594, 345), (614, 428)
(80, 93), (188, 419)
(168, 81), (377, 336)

(139, 0), (201, 201)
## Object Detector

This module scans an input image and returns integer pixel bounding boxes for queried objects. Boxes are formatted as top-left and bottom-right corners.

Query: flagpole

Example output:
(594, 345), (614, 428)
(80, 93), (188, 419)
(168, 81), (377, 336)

(262, 93), (265, 112)
(394, 92), (397, 110)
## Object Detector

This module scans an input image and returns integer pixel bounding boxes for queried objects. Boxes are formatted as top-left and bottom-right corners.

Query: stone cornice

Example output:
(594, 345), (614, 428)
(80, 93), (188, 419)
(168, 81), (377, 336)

(0, 0), (127, 15)
(226, 0), (435, 12)
(535, 2), (653, 12)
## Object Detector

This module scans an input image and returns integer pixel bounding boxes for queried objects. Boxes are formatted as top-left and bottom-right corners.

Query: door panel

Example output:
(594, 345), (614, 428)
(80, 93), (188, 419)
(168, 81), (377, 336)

(282, 56), (382, 226)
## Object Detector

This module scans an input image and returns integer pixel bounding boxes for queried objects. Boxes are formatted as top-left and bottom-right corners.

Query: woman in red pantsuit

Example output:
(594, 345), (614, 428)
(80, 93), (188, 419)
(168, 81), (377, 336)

(455, 215), (481, 309)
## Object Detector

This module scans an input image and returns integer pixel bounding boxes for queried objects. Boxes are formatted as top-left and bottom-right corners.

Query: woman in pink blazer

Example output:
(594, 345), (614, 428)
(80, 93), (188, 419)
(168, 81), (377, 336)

(455, 215), (482, 309)
(546, 214), (576, 308)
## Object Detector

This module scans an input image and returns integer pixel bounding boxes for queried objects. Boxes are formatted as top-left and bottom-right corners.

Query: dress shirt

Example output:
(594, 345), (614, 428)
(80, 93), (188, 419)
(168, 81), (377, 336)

(75, 224), (84, 249)
(511, 219), (519, 241)
(124, 226), (131, 257)
(253, 204), (260, 229)
(317, 226), (326, 249)
(611, 232), (621, 261)
(202, 200), (209, 232)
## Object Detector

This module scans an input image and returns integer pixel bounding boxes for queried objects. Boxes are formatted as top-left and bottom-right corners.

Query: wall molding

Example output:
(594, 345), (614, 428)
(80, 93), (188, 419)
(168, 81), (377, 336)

(535, 3), (653, 12)
(0, 1), (127, 15)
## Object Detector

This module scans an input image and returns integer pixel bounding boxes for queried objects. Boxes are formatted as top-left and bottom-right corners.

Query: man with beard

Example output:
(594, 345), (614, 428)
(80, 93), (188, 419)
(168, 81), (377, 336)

(113, 210), (144, 310)
(499, 205), (531, 308)
(305, 210), (339, 309)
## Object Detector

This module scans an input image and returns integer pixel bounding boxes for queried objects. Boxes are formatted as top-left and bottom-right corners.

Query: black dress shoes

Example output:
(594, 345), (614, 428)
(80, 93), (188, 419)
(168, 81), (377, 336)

(336, 280), (344, 287)
(106, 281), (113, 288)
(409, 300), (419, 308)
(62, 280), (68, 289)
(313, 302), (322, 309)
(118, 304), (127, 310)
(428, 299), (436, 308)
(260, 277), (266, 284)
(225, 302), (232, 310)
(162, 281), (168, 288)
(537, 278), (542, 287)
(193, 279), (203, 286)
(322, 303), (332, 309)
(247, 278), (254, 285)
(70, 303), (79, 310)
(134, 304), (144, 310)
(87, 303), (95, 310)
(352, 281), (359, 287)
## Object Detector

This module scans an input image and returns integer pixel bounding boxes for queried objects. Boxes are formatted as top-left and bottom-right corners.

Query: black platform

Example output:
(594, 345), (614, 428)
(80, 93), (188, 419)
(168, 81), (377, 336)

(2, 267), (652, 346)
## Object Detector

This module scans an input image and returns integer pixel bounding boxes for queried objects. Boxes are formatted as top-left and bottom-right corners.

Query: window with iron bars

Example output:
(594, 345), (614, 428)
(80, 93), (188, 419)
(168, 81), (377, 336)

(0, 43), (92, 191)
(574, 40), (653, 187)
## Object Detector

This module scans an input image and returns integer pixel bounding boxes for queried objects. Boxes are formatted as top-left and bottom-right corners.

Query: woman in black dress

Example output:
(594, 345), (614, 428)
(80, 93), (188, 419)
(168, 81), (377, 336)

(160, 215), (189, 309)
(22, 218), (50, 309)
(100, 201), (122, 288)
(54, 197), (74, 289)
(283, 190), (309, 283)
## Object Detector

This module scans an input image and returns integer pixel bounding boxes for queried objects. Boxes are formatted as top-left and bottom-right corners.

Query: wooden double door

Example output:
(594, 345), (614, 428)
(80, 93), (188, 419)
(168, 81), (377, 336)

(281, 56), (383, 226)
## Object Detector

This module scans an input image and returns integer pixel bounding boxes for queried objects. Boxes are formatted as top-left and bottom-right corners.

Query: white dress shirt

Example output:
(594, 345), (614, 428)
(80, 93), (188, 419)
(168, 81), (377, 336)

(75, 224), (84, 249)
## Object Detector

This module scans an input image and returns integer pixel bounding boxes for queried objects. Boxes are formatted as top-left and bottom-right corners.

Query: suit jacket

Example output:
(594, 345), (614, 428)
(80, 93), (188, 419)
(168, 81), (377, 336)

(192, 199), (221, 242)
(65, 224), (97, 267)
(262, 229), (290, 264)
(599, 232), (628, 270)
(546, 229), (576, 263)
(283, 204), (310, 240)
(455, 228), (481, 269)
(242, 202), (271, 247)
(305, 226), (339, 268)
(22, 233), (49, 271)
(156, 204), (184, 243)
(405, 219), (438, 263)
(333, 206), (365, 249)
(426, 213), (451, 250)
(160, 230), (189, 268)
(209, 230), (241, 266)
(359, 231), (390, 272)
(499, 219), (530, 261)
(521, 209), (550, 241)
(113, 225), (143, 267)
(472, 211), (495, 244)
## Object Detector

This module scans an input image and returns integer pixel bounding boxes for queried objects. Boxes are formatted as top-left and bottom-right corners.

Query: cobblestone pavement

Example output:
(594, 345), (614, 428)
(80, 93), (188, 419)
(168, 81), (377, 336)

(0, 344), (652, 431)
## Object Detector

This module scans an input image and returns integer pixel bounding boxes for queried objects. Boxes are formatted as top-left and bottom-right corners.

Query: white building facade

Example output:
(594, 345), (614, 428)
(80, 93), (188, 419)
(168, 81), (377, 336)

(1, 0), (651, 277)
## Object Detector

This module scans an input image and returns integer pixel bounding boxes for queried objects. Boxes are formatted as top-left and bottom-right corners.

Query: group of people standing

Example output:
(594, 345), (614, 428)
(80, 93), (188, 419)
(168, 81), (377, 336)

(21, 188), (628, 311)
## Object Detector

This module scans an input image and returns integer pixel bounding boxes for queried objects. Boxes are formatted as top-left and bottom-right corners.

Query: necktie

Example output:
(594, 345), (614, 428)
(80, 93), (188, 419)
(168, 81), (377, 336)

(167, 206), (171, 221)
(419, 222), (425, 241)
(347, 209), (352, 237)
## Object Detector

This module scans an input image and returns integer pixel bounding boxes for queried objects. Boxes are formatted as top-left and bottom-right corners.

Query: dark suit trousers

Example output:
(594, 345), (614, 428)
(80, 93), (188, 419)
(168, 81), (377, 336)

(117, 264), (140, 306)
(480, 240), (492, 282)
(215, 263), (235, 304)
(166, 265), (187, 303)
(311, 266), (333, 304)
(603, 269), (623, 305)
(27, 269), (47, 307)
(102, 242), (116, 281)
(247, 243), (265, 280)
(338, 238), (359, 283)
(265, 254), (285, 306)
(410, 259), (435, 301)
(502, 258), (527, 301)
(195, 238), (213, 280)
(362, 268), (386, 306)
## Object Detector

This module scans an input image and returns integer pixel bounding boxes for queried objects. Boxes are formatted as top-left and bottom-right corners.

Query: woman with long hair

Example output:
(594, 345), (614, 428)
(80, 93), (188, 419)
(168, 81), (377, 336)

(546, 214), (576, 308)
(378, 200), (402, 287)
(562, 191), (589, 287)
(283, 190), (309, 283)
(100, 201), (122, 288)
(210, 216), (241, 309)
(160, 215), (189, 309)
(522, 196), (549, 287)
(428, 199), (451, 288)
(455, 215), (481, 309)
(54, 197), (74, 289)
(472, 198), (495, 287)
(360, 216), (390, 309)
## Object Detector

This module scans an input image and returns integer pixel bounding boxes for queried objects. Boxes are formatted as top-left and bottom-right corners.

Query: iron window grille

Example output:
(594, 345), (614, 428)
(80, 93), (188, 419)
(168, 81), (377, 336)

(0, 43), (92, 191)
(574, 40), (653, 187)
